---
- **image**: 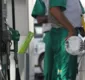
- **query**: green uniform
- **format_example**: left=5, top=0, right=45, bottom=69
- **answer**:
left=32, top=0, right=85, bottom=80
left=43, top=27, right=78, bottom=80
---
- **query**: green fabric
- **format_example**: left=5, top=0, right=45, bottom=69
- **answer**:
left=79, top=1, right=85, bottom=14
left=32, top=0, right=46, bottom=18
left=43, top=27, right=78, bottom=80
left=49, top=0, right=67, bottom=11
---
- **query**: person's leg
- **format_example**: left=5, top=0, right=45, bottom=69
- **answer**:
left=43, top=31, right=54, bottom=80
left=50, top=27, right=78, bottom=80
left=68, top=55, right=78, bottom=80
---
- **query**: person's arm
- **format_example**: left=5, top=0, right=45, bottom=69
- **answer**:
left=36, top=15, right=48, bottom=24
left=50, top=7, right=76, bottom=39
left=32, top=0, right=46, bottom=19
left=31, top=0, right=47, bottom=24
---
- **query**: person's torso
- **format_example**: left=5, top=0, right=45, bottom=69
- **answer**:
left=42, top=0, right=82, bottom=32
left=42, top=0, right=52, bottom=32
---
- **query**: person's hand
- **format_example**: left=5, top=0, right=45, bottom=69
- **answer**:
left=66, top=29, right=76, bottom=40
left=37, top=16, right=48, bottom=24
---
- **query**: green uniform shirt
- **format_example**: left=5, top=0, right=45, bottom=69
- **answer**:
left=32, top=0, right=46, bottom=18
left=32, top=0, right=85, bottom=16
left=32, top=0, right=85, bottom=29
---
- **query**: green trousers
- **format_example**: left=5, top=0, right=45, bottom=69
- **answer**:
left=43, top=27, right=78, bottom=80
